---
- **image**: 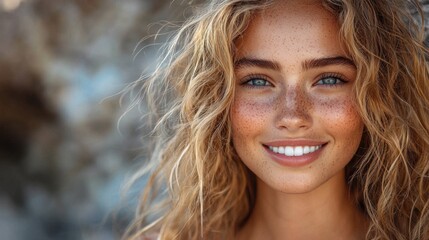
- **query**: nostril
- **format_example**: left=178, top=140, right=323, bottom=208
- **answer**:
left=276, top=107, right=312, bottom=130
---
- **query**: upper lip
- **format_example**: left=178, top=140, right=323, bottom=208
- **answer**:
left=263, top=139, right=328, bottom=147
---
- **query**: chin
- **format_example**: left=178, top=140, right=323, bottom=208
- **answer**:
left=273, top=180, right=323, bottom=194
left=259, top=168, right=346, bottom=195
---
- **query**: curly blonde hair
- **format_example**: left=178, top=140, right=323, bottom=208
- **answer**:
left=123, top=0, right=429, bottom=239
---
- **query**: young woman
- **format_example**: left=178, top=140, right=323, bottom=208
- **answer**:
left=124, top=0, right=429, bottom=239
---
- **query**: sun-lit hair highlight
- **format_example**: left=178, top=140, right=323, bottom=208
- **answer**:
left=123, top=1, right=269, bottom=239
left=123, top=0, right=429, bottom=239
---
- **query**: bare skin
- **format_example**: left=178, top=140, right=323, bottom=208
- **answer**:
left=236, top=172, right=367, bottom=240
left=232, top=0, right=368, bottom=239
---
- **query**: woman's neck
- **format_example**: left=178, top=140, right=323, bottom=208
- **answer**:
left=236, top=171, right=368, bottom=240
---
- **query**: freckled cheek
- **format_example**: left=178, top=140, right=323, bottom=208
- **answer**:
left=230, top=96, right=275, bottom=137
left=312, top=95, right=363, bottom=137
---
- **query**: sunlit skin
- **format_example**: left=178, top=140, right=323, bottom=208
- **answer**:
left=232, top=0, right=367, bottom=239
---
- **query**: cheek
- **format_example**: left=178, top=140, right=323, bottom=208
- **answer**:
left=230, top=95, right=276, bottom=137
left=230, top=96, right=275, bottom=172
left=313, top=95, right=363, bottom=145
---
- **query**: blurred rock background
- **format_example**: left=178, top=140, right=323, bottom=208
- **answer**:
left=0, top=0, right=203, bottom=239
left=0, top=0, right=427, bottom=240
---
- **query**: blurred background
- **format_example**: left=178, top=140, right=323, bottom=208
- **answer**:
left=0, top=0, right=203, bottom=239
left=0, top=0, right=427, bottom=240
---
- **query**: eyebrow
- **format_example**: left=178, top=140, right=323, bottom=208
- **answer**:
left=234, top=56, right=355, bottom=71
left=302, top=56, right=355, bottom=70
left=235, top=58, right=281, bottom=71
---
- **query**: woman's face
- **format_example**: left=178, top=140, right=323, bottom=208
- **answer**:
left=231, top=0, right=364, bottom=194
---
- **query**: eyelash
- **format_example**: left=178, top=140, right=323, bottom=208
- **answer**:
left=240, top=73, right=348, bottom=88
left=241, top=74, right=273, bottom=88
left=314, top=73, right=348, bottom=87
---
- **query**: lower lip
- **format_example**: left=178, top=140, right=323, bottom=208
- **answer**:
left=264, top=145, right=325, bottom=167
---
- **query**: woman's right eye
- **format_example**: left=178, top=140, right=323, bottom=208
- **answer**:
left=244, top=78, right=271, bottom=87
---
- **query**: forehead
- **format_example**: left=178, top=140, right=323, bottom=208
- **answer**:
left=259, top=0, right=336, bottom=28
left=236, top=0, right=345, bottom=61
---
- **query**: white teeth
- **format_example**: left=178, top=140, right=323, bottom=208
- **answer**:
left=294, top=146, right=303, bottom=156
left=269, top=145, right=322, bottom=156
left=303, top=146, right=310, bottom=154
left=285, top=146, right=293, bottom=156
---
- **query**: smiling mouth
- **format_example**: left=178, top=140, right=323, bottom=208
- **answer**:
left=267, top=145, right=323, bottom=157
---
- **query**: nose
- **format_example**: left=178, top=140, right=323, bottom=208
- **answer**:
left=275, top=85, right=312, bottom=131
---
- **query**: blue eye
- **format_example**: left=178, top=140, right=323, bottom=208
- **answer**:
left=246, top=78, right=271, bottom=86
left=315, top=76, right=345, bottom=86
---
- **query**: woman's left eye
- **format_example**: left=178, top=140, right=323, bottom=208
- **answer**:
left=315, top=76, right=345, bottom=86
